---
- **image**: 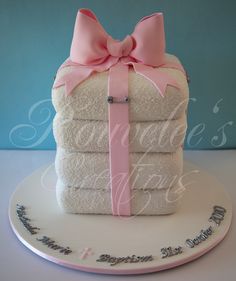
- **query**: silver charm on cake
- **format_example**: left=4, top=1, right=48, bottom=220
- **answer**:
left=107, top=96, right=129, bottom=104
left=186, top=71, right=190, bottom=84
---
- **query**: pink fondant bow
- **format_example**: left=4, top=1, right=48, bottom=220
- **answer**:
left=53, top=8, right=185, bottom=95
left=53, top=9, right=185, bottom=217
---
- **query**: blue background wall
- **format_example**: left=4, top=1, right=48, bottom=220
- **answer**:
left=0, top=0, right=235, bottom=150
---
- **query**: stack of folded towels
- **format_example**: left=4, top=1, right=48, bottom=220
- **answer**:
left=52, top=54, right=189, bottom=215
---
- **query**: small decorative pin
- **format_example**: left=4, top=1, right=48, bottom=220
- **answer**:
left=107, top=96, right=129, bottom=104
left=186, top=71, right=190, bottom=84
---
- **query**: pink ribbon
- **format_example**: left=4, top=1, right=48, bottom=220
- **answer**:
left=53, top=8, right=186, bottom=216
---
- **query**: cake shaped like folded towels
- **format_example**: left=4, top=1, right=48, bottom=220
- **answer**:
left=52, top=9, right=189, bottom=216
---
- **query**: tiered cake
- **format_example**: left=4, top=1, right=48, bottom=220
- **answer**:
left=52, top=9, right=189, bottom=216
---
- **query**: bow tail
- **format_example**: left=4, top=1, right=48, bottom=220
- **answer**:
left=131, top=63, right=180, bottom=97
left=53, top=67, right=94, bottom=95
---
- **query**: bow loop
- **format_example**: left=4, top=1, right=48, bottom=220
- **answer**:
left=69, top=9, right=166, bottom=67
left=70, top=9, right=109, bottom=65
left=130, top=12, right=166, bottom=66
left=54, top=8, right=185, bottom=96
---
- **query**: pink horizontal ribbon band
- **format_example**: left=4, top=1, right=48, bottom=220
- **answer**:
left=53, top=8, right=187, bottom=216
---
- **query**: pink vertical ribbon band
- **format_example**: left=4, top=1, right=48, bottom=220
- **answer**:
left=108, top=63, right=131, bottom=216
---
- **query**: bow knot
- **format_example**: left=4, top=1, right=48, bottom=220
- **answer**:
left=54, top=8, right=185, bottom=96
left=107, top=35, right=133, bottom=59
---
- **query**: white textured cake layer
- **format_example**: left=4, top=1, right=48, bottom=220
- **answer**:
left=56, top=180, right=181, bottom=215
left=55, top=147, right=183, bottom=190
left=52, top=52, right=188, bottom=215
left=52, top=54, right=189, bottom=121
left=53, top=114, right=187, bottom=153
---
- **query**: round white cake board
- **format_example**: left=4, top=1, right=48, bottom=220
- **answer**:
left=9, top=161, right=232, bottom=275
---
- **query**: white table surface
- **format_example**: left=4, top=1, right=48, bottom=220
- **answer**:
left=0, top=149, right=235, bottom=281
